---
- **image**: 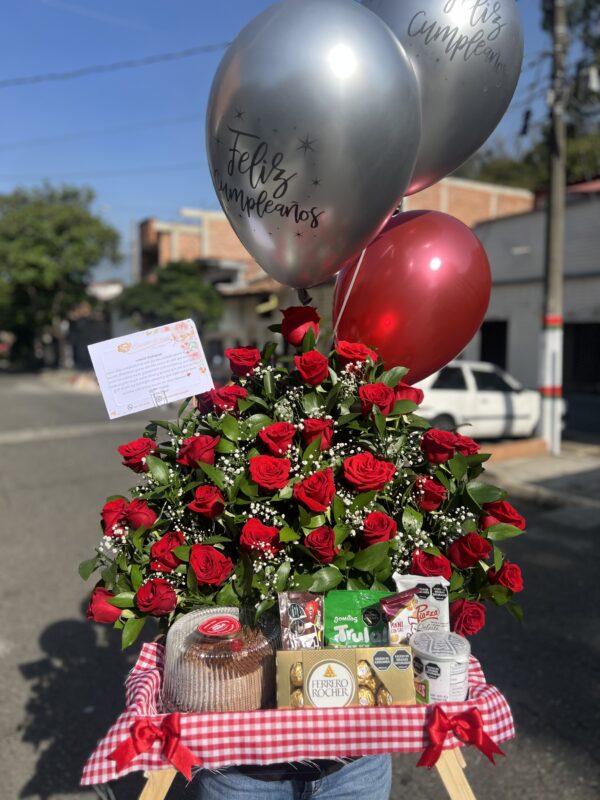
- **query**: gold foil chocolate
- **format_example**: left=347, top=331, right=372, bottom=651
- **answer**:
left=358, top=687, right=376, bottom=706
left=357, top=659, right=374, bottom=683
left=376, top=686, right=393, bottom=706
left=290, top=688, right=305, bottom=708
left=290, top=662, right=304, bottom=688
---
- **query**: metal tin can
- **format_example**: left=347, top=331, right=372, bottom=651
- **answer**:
left=411, top=631, right=470, bottom=704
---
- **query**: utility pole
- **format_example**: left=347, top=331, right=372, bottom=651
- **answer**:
left=539, top=0, right=569, bottom=455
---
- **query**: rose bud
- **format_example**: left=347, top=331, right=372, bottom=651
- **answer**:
left=87, top=587, right=122, bottom=624
left=117, top=437, right=157, bottom=472
left=224, top=346, right=261, bottom=377
left=281, top=306, right=320, bottom=347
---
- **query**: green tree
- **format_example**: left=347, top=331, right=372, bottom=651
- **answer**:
left=0, top=185, right=120, bottom=366
left=116, top=260, right=223, bottom=330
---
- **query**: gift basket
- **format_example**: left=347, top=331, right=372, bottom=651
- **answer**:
left=80, top=303, right=525, bottom=799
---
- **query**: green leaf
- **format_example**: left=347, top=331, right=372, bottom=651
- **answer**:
left=402, top=506, right=423, bottom=536
left=145, top=455, right=169, bottom=484
left=352, top=541, right=389, bottom=572
left=177, top=397, right=191, bottom=418
left=434, top=469, right=452, bottom=492
left=78, top=557, right=98, bottom=581
left=242, top=414, right=273, bottom=439
left=467, top=481, right=507, bottom=506
left=293, top=572, right=316, bottom=591
left=380, top=366, right=409, bottom=387
left=333, top=523, right=352, bottom=546
left=275, top=560, right=292, bottom=592
left=338, top=413, right=360, bottom=424
left=130, top=565, right=143, bottom=591
left=173, top=545, right=191, bottom=561
left=423, top=545, right=442, bottom=557
left=121, top=616, right=146, bottom=650
left=448, top=453, right=468, bottom=481
left=221, top=414, right=240, bottom=442
left=215, top=437, right=237, bottom=454
left=481, top=584, right=512, bottom=606
left=333, top=495, right=346, bottom=523
left=197, top=462, right=226, bottom=490
left=464, top=453, right=491, bottom=466
left=279, top=527, right=300, bottom=543
left=493, top=545, right=504, bottom=571
left=277, top=483, right=294, bottom=500
left=373, top=407, right=386, bottom=439
left=449, top=571, right=464, bottom=591
left=267, top=323, right=282, bottom=333
left=302, top=392, right=321, bottom=414
left=263, top=370, right=275, bottom=398
left=309, top=566, right=343, bottom=592
left=390, top=399, right=418, bottom=416
left=107, top=592, right=135, bottom=609
left=506, top=602, right=524, bottom=622
left=351, top=491, right=377, bottom=511
left=246, top=394, right=271, bottom=411
left=239, top=475, right=258, bottom=497
left=262, top=341, right=278, bottom=364
left=302, top=327, right=316, bottom=352
left=187, top=566, right=198, bottom=592
left=406, top=413, right=431, bottom=430
left=131, top=526, right=147, bottom=553
left=370, top=578, right=390, bottom=591
left=302, top=436, right=322, bottom=469
left=256, top=597, right=277, bottom=619
left=486, top=523, right=525, bottom=541
left=216, top=581, right=239, bottom=606
left=202, top=535, right=231, bottom=545
left=347, top=576, right=369, bottom=590
left=101, top=561, right=118, bottom=587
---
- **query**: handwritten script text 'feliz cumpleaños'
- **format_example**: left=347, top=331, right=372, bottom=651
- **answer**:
left=408, top=0, right=508, bottom=74
left=214, top=127, right=324, bottom=229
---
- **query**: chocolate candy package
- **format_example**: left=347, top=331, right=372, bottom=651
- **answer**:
left=324, top=590, right=393, bottom=647
left=278, top=591, right=323, bottom=650
left=391, top=573, right=450, bottom=636
left=380, top=588, right=419, bottom=645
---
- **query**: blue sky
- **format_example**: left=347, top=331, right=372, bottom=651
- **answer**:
left=1, top=1, right=550, bottom=282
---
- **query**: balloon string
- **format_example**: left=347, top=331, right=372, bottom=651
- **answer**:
left=333, top=247, right=367, bottom=341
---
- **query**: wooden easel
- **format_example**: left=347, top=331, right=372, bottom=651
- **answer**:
left=138, top=749, right=476, bottom=800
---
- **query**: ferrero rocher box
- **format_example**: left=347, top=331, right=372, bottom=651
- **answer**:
left=276, top=646, right=415, bottom=709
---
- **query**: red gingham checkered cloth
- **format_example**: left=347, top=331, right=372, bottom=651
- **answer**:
left=81, top=643, right=514, bottom=786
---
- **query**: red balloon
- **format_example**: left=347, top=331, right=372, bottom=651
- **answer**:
left=332, top=211, right=491, bottom=384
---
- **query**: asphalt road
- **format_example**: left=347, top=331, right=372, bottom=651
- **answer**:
left=1, top=374, right=598, bottom=800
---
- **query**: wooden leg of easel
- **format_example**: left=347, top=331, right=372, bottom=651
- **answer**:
left=434, top=750, right=476, bottom=800
left=138, top=768, right=177, bottom=800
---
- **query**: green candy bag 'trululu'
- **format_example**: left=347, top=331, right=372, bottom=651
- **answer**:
left=324, top=590, right=394, bottom=647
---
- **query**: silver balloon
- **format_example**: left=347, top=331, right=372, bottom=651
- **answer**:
left=362, top=0, right=524, bottom=195
left=206, top=0, right=421, bottom=289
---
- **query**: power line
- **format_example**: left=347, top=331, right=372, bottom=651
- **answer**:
left=0, top=113, right=203, bottom=150
left=0, top=160, right=206, bottom=181
left=0, top=42, right=229, bottom=89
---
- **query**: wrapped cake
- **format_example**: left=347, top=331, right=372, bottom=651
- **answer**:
left=161, top=607, right=278, bottom=713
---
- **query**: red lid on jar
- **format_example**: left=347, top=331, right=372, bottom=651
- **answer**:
left=196, top=615, right=241, bottom=639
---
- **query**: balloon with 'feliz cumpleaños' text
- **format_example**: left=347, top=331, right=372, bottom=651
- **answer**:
left=206, top=0, right=421, bottom=289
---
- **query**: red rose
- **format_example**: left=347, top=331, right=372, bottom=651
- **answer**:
left=415, top=476, right=447, bottom=512
left=124, top=499, right=157, bottom=530
left=344, top=452, right=396, bottom=491
left=281, top=306, right=320, bottom=347
left=301, top=418, right=333, bottom=451
left=189, top=544, right=234, bottom=586
left=294, top=350, right=329, bottom=386
left=101, top=498, right=128, bottom=534
left=240, top=518, right=282, bottom=557
left=336, top=340, right=378, bottom=367
left=258, top=422, right=296, bottom=456
left=362, top=511, right=397, bottom=546
left=395, top=382, right=424, bottom=405
left=488, top=561, right=523, bottom=593
left=420, top=429, right=457, bottom=463
left=480, top=500, right=526, bottom=531
left=447, top=532, right=491, bottom=569
left=87, top=587, right=121, bottom=624
left=209, top=385, right=248, bottom=414
left=305, top=525, right=338, bottom=564
left=249, top=455, right=291, bottom=491
left=410, top=549, right=452, bottom=580
left=177, top=435, right=220, bottom=467
left=454, top=434, right=481, bottom=456
left=224, top=346, right=262, bottom=377
left=187, top=485, right=225, bottom=518
left=293, top=468, right=335, bottom=512
left=136, top=578, right=177, bottom=617
left=117, top=437, right=157, bottom=472
left=359, top=383, right=396, bottom=416
left=150, top=531, right=185, bottom=572
left=450, top=599, right=486, bottom=636
left=195, top=391, right=214, bottom=414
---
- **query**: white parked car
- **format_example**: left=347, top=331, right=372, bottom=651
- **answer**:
left=414, top=360, right=555, bottom=440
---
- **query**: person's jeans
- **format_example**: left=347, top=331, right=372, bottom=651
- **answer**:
left=195, top=755, right=392, bottom=799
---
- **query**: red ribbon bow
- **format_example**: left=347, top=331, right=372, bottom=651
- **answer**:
left=417, top=706, right=505, bottom=769
left=109, top=713, right=200, bottom=780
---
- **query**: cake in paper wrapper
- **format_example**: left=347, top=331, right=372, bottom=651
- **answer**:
left=391, top=573, right=450, bottom=637
left=161, top=607, right=278, bottom=713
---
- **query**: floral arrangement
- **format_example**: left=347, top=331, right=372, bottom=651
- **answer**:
left=81, top=306, right=525, bottom=649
